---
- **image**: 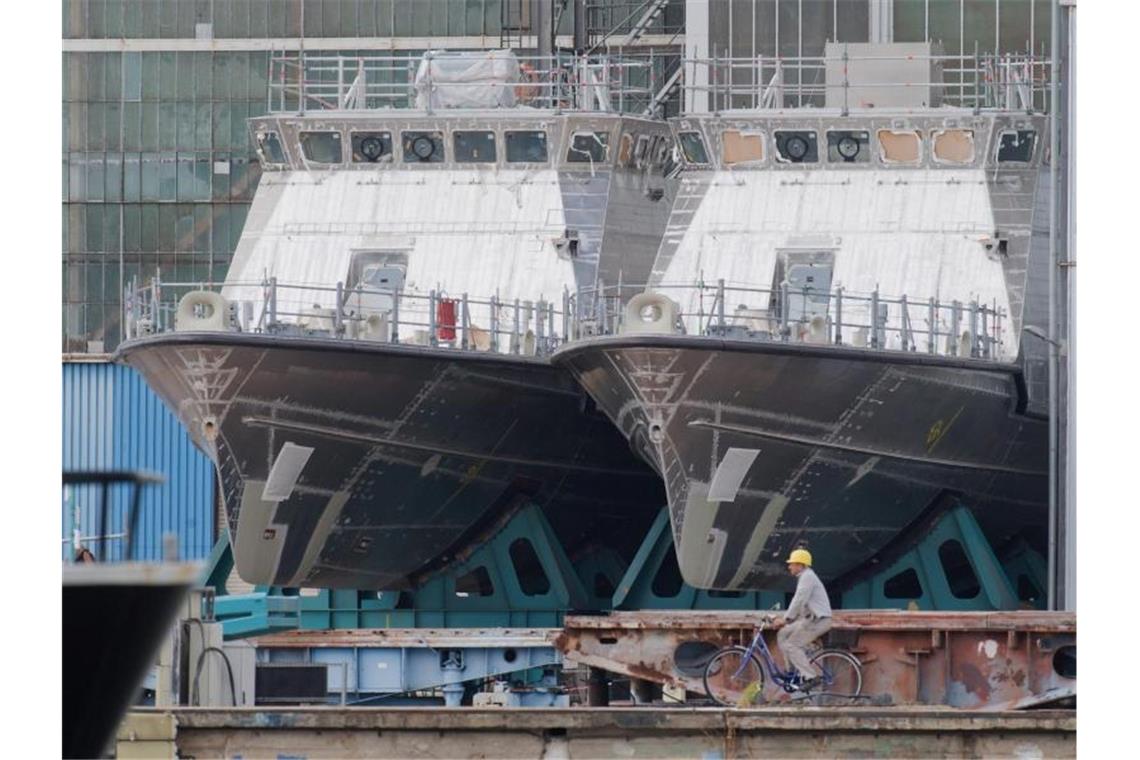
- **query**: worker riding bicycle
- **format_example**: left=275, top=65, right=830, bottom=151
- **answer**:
left=771, top=548, right=832, bottom=692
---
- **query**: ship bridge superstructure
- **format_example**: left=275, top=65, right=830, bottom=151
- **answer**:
left=220, top=50, right=678, bottom=347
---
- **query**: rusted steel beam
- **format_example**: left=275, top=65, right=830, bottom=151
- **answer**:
left=254, top=627, right=557, bottom=648
left=554, top=611, right=1076, bottom=710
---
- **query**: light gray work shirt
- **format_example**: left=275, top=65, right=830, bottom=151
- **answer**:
left=784, top=567, right=832, bottom=621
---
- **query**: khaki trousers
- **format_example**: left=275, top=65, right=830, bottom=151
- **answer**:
left=776, top=617, right=832, bottom=678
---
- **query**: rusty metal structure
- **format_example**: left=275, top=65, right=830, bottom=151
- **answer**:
left=555, top=610, right=1075, bottom=710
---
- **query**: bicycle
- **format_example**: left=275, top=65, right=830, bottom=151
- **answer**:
left=702, top=615, right=863, bottom=707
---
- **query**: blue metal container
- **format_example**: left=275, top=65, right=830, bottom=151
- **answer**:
left=62, top=361, right=214, bottom=561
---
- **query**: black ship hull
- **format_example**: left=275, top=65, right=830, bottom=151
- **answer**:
left=116, top=333, right=662, bottom=589
left=553, top=335, right=1048, bottom=590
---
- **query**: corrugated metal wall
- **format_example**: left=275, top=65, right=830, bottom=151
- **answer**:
left=62, top=362, right=215, bottom=562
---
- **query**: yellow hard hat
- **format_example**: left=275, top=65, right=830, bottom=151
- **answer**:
left=786, top=548, right=812, bottom=567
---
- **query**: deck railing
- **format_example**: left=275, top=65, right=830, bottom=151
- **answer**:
left=268, top=50, right=660, bottom=115
left=124, top=275, right=1008, bottom=362
left=682, top=49, right=1051, bottom=113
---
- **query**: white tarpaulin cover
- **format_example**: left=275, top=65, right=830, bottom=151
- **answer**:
left=414, top=50, right=521, bottom=110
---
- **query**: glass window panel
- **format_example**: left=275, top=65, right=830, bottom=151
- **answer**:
left=212, top=52, right=231, bottom=100
left=158, top=205, right=177, bottom=250
left=141, top=153, right=160, bottom=200
left=230, top=158, right=249, bottom=200
left=141, top=0, right=160, bottom=37
left=300, top=131, right=344, bottom=164
left=211, top=204, right=230, bottom=254
left=359, top=0, right=378, bottom=35
left=177, top=154, right=196, bottom=201
left=159, top=0, right=177, bottom=37
left=175, top=101, right=194, bottom=148
left=194, top=156, right=212, bottom=201
left=322, top=0, right=341, bottom=35
left=67, top=102, right=86, bottom=150
left=453, top=131, right=497, bottom=163
left=89, top=0, right=107, bottom=38
left=123, top=154, right=141, bottom=201
left=87, top=205, right=104, bottom=252
left=123, top=52, right=142, bottom=101
left=877, top=129, right=922, bottom=165
left=194, top=204, right=212, bottom=253
left=140, top=102, right=159, bottom=151
left=448, top=0, right=464, bottom=35
left=105, top=53, right=122, bottom=100
left=932, top=129, right=975, bottom=164
left=62, top=156, right=69, bottom=202
left=249, top=0, right=269, bottom=38
left=212, top=151, right=232, bottom=200
left=176, top=0, right=196, bottom=37
left=413, top=0, right=431, bottom=35
left=194, top=52, right=212, bottom=101
left=69, top=153, right=87, bottom=202
left=377, top=0, right=394, bottom=35
left=123, top=0, right=144, bottom=37
left=141, top=204, right=159, bottom=250
left=159, top=153, right=178, bottom=200
left=395, top=0, right=413, bottom=35
left=213, top=0, right=233, bottom=37
left=68, top=205, right=87, bottom=254
left=104, top=103, right=122, bottom=151
left=249, top=53, right=269, bottom=103
left=505, top=131, right=548, bottom=163
left=195, top=102, right=212, bottom=150
left=141, top=52, right=160, bottom=100
left=104, top=208, right=120, bottom=255
left=231, top=0, right=253, bottom=38
left=122, top=102, right=142, bottom=151
left=230, top=101, right=249, bottom=153
left=213, top=103, right=233, bottom=151
left=174, top=204, right=194, bottom=253
left=159, top=52, right=177, bottom=98
left=87, top=103, right=106, bottom=150
left=243, top=160, right=263, bottom=200
left=678, top=131, right=710, bottom=164
left=996, top=130, right=1036, bottom=163
left=105, top=154, right=123, bottom=202
left=254, top=131, right=284, bottom=165
left=158, top=102, right=178, bottom=150
left=86, top=155, right=106, bottom=202
left=567, top=132, right=609, bottom=163
left=303, top=0, right=322, bottom=35
left=176, top=52, right=194, bottom=100
left=122, top=204, right=141, bottom=253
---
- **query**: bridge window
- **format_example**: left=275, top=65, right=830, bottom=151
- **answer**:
left=877, top=129, right=922, bottom=165
left=299, top=131, right=343, bottom=164
left=509, top=538, right=551, bottom=596
left=568, top=131, right=609, bottom=163
left=932, top=129, right=975, bottom=165
left=619, top=132, right=635, bottom=165
left=774, top=130, right=818, bottom=164
left=633, top=134, right=651, bottom=167
left=883, top=567, right=923, bottom=599
left=721, top=130, right=764, bottom=165
left=996, top=129, right=1036, bottom=163
left=505, top=130, right=548, bottom=163
left=827, top=130, right=871, bottom=164
left=255, top=131, right=286, bottom=165
left=351, top=132, right=392, bottom=163
left=678, top=131, right=710, bottom=164
left=454, top=130, right=497, bottom=163
left=938, top=539, right=981, bottom=599
left=402, top=130, right=444, bottom=163
left=455, top=565, right=494, bottom=597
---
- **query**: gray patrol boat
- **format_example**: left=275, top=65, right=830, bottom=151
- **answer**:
left=553, top=45, right=1052, bottom=590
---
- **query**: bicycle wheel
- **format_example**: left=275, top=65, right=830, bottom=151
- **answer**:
left=703, top=647, right=765, bottom=707
left=807, top=649, right=862, bottom=705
